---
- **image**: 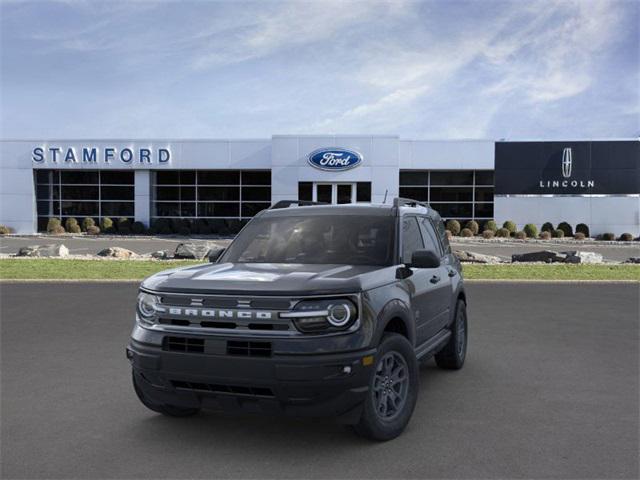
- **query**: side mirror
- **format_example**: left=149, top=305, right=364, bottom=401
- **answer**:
left=408, top=249, right=440, bottom=269
left=208, top=247, right=226, bottom=263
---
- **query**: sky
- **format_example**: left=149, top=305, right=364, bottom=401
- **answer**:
left=1, top=0, right=638, bottom=140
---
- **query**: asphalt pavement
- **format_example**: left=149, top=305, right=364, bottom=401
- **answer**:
left=1, top=282, right=638, bottom=479
left=1, top=235, right=638, bottom=261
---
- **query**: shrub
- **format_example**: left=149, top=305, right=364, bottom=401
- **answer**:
left=86, top=225, right=100, bottom=235
left=575, top=223, right=590, bottom=237
left=65, top=217, right=79, bottom=231
left=117, top=217, right=131, bottom=234
left=100, top=217, right=114, bottom=233
left=445, top=220, right=461, bottom=236
left=81, top=217, right=95, bottom=231
left=68, top=223, right=81, bottom=234
left=574, top=232, right=586, bottom=240
left=131, top=221, right=146, bottom=234
left=484, top=220, right=498, bottom=232
left=557, top=221, right=573, bottom=237
left=496, top=228, right=510, bottom=238
left=539, top=231, right=551, bottom=240
left=0, top=224, right=13, bottom=234
left=515, top=230, right=527, bottom=240
left=50, top=225, right=65, bottom=235
left=599, top=232, right=615, bottom=241
left=464, top=220, right=479, bottom=235
left=618, top=233, right=633, bottom=241
left=523, top=223, right=538, bottom=238
left=153, top=218, right=172, bottom=235
left=541, top=222, right=554, bottom=233
left=502, top=220, right=517, bottom=234
left=482, top=229, right=495, bottom=239
left=460, top=228, right=473, bottom=237
left=552, top=229, right=565, bottom=238
left=46, top=218, right=62, bottom=233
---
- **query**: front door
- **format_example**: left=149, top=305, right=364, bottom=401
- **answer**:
left=313, top=183, right=355, bottom=204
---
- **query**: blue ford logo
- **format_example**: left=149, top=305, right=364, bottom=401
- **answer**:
left=307, top=148, right=362, bottom=171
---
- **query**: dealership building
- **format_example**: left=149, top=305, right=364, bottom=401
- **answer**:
left=0, top=136, right=638, bottom=235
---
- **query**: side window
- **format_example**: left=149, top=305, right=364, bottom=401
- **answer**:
left=401, top=217, right=424, bottom=264
left=434, top=218, right=451, bottom=254
left=419, top=217, right=442, bottom=256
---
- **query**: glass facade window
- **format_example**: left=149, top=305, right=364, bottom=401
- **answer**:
left=399, top=170, right=494, bottom=222
left=34, top=170, right=134, bottom=231
left=151, top=170, right=271, bottom=221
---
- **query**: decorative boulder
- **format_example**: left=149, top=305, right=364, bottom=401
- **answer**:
left=151, top=250, right=170, bottom=260
left=97, top=247, right=136, bottom=258
left=511, top=250, right=567, bottom=263
left=624, top=257, right=640, bottom=264
left=17, top=244, right=69, bottom=257
left=174, top=243, right=212, bottom=260
left=453, top=250, right=502, bottom=264
left=561, top=251, right=604, bottom=264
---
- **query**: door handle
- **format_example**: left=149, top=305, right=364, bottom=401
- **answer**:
left=448, top=269, right=457, bottom=277
left=430, top=275, right=441, bottom=284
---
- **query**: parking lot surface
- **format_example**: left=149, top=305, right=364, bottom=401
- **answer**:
left=1, top=282, right=638, bottom=479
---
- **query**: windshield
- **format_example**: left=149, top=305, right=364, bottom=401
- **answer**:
left=222, top=214, right=396, bottom=265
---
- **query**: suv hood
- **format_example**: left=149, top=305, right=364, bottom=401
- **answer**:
left=142, top=262, right=397, bottom=296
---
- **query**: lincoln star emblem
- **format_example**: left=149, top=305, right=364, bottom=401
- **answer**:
left=561, top=147, right=572, bottom=178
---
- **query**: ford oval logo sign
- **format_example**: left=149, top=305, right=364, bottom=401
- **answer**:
left=307, top=148, right=362, bottom=171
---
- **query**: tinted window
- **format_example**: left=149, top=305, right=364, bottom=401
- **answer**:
left=223, top=215, right=395, bottom=266
left=401, top=217, right=424, bottom=264
left=419, top=217, right=442, bottom=256
left=434, top=218, right=451, bottom=253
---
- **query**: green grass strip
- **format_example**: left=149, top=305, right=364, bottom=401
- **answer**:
left=462, top=263, right=640, bottom=281
left=0, top=259, right=638, bottom=281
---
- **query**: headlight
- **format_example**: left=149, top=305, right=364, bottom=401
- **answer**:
left=137, top=292, right=160, bottom=326
left=281, top=298, right=358, bottom=333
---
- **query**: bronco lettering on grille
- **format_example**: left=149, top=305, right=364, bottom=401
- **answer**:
left=157, top=306, right=273, bottom=320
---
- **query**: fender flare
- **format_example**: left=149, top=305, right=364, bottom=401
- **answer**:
left=373, top=298, right=416, bottom=347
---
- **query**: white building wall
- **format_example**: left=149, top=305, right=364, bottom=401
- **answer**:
left=399, top=140, right=494, bottom=170
left=494, top=196, right=640, bottom=236
left=0, top=142, right=37, bottom=233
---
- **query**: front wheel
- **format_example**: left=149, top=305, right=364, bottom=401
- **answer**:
left=352, top=333, right=419, bottom=441
left=434, top=299, right=467, bottom=370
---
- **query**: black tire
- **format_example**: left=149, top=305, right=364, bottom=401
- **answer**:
left=435, top=299, right=467, bottom=370
left=352, top=333, right=419, bottom=441
left=132, top=372, right=200, bottom=417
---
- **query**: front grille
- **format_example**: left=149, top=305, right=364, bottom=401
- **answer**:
left=171, top=380, right=274, bottom=397
left=163, top=336, right=205, bottom=353
left=157, top=318, right=290, bottom=332
left=227, top=340, right=272, bottom=357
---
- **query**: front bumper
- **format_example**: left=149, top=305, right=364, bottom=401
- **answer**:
left=128, top=333, right=376, bottom=422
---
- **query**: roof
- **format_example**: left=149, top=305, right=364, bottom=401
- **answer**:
left=262, top=202, right=434, bottom=218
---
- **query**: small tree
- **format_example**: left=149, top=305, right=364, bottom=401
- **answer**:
left=523, top=223, right=538, bottom=238
left=81, top=217, right=95, bottom=232
left=502, top=220, right=517, bottom=234
left=464, top=220, right=479, bottom=235
left=575, top=223, right=590, bottom=238
left=557, top=221, right=573, bottom=237
left=445, top=219, right=461, bottom=236
left=541, top=222, right=554, bottom=233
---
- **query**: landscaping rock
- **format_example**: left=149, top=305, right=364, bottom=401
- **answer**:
left=151, top=250, right=170, bottom=260
left=174, top=242, right=212, bottom=260
left=511, top=250, right=567, bottom=263
left=97, top=247, right=137, bottom=258
left=207, top=246, right=226, bottom=262
left=561, top=251, right=604, bottom=264
left=454, top=250, right=502, bottom=264
left=17, top=244, right=69, bottom=257
left=624, top=257, right=640, bottom=264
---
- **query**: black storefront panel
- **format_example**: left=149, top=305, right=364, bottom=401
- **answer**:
left=495, top=141, right=640, bottom=195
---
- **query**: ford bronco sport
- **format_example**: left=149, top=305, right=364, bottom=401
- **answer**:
left=128, top=198, right=467, bottom=440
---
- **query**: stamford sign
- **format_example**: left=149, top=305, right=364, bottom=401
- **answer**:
left=32, top=146, right=171, bottom=165
left=308, top=147, right=362, bottom=171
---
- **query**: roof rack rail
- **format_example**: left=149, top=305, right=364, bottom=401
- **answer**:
left=392, top=197, right=430, bottom=209
left=270, top=200, right=328, bottom=209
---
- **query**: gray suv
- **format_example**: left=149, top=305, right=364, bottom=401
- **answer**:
left=128, top=198, right=467, bottom=440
